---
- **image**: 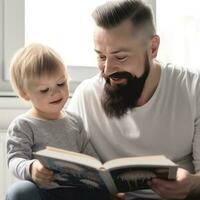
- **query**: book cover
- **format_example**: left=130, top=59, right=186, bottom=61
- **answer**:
left=33, top=146, right=178, bottom=194
left=34, top=153, right=109, bottom=191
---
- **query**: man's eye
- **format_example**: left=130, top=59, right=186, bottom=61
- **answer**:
left=40, top=88, right=49, bottom=93
left=57, top=82, right=66, bottom=87
left=98, top=55, right=106, bottom=61
left=116, top=56, right=127, bottom=61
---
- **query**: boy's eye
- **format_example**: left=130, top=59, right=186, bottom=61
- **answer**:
left=40, top=88, right=49, bottom=93
left=57, top=81, right=66, bottom=87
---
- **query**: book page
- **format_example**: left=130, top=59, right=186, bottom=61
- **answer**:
left=109, top=166, right=174, bottom=192
left=103, top=155, right=177, bottom=170
left=102, top=155, right=177, bottom=193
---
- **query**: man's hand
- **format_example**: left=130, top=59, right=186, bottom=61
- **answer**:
left=115, top=193, right=125, bottom=199
left=110, top=193, right=125, bottom=200
left=148, top=168, right=195, bottom=199
left=30, top=160, right=54, bottom=186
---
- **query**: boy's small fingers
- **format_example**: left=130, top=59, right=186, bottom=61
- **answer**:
left=37, top=172, right=54, bottom=180
left=38, top=167, right=53, bottom=175
left=36, top=177, right=52, bottom=186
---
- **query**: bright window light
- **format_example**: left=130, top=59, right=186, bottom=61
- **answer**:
left=25, top=0, right=105, bottom=67
left=157, top=0, right=200, bottom=69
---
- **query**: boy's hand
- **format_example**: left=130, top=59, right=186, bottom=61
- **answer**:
left=30, top=159, right=54, bottom=186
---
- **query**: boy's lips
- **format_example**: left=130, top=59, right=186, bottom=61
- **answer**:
left=50, top=98, right=63, bottom=104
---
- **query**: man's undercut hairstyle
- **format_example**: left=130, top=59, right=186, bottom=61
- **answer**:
left=92, top=0, right=155, bottom=38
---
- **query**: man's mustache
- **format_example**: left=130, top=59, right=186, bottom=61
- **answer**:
left=102, top=71, right=133, bottom=79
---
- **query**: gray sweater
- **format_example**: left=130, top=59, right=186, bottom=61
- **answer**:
left=7, top=111, right=97, bottom=180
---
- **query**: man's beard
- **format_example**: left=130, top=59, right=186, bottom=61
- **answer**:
left=101, top=54, right=150, bottom=118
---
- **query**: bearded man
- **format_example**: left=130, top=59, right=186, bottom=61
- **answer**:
left=68, top=0, right=200, bottom=199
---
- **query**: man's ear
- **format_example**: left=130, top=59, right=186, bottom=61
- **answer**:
left=149, top=35, right=160, bottom=59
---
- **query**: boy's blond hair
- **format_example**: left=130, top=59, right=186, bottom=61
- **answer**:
left=10, top=43, right=67, bottom=97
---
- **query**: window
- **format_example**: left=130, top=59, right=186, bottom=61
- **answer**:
left=1, top=0, right=200, bottom=95
left=0, top=0, right=154, bottom=95
left=0, top=0, right=24, bottom=94
left=156, top=0, right=200, bottom=70
left=25, top=0, right=104, bottom=93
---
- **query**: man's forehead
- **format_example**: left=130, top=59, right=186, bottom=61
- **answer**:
left=95, top=25, right=146, bottom=47
left=94, top=19, right=136, bottom=36
left=94, top=33, right=142, bottom=55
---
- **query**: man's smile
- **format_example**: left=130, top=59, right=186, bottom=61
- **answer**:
left=110, top=77, right=127, bottom=85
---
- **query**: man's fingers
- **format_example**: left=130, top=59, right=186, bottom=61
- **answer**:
left=150, top=180, right=189, bottom=199
left=116, top=193, right=125, bottom=199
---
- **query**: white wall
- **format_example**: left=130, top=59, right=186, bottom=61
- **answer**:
left=0, top=130, right=18, bottom=199
left=0, top=97, right=30, bottom=130
left=0, top=97, right=27, bottom=199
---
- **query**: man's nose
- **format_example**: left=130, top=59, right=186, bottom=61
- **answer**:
left=104, top=58, right=115, bottom=75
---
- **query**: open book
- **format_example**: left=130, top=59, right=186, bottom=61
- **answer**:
left=33, top=146, right=178, bottom=194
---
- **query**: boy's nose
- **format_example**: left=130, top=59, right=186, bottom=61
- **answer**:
left=50, top=87, right=59, bottom=96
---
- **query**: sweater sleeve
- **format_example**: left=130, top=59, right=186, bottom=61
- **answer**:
left=7, top=117, right=35, bottom=180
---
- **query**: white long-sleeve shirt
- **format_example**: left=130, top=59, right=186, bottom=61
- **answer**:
left=68, top=63, right=200, bottom=199
left=68, top=62, right=200, bottom=174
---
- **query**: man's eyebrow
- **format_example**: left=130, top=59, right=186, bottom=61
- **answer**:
left=94, top=49, right=101, bottom=54
left=111, top=49, right=130, bottom=54
left=94, top=49, right=130, bottom=54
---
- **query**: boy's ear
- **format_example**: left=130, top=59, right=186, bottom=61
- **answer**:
left=149, top=35, right=160, bottom=59
left=19, top=90, right=30, bottom=101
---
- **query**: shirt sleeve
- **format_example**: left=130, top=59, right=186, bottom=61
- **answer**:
left=80, top=127, right=100, bottom=160
left=192, top=76, right=200, bottom=172
left=7, top=117, right=35, bottom=180
left=75, top=114, right=101, bottom=160
left=68, top=80, right=102, bottom=161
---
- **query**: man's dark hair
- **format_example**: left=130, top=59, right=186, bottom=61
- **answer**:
left=92, top=0, right=155, bottom=38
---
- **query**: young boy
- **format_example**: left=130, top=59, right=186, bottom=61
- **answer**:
left=6, top=43, right=110, bottom=200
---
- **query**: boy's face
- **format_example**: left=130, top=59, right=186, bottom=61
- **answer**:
left=23, top=66, right=69, bottom=119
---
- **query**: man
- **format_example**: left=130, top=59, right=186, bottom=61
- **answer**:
left=68, top=0, right=200, bottom=199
